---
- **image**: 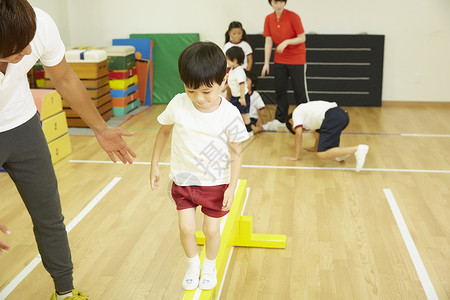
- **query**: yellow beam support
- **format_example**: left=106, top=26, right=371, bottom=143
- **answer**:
left=232, top=216, right=286, bottom=249
left=196, top=216, right=286, bottom=249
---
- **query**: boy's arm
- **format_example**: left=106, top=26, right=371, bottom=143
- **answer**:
left=239, top=83, right=246, bottom=106
left=222, top=141, right=242, bottom=211
left=150, top=125, right=173, bottom=190
left=246, top=54, right=253, bottom=71
left=305, top=131, right=319, bottom=152
left=283, top=127, right=303, bottom=161
left=221, top=83, right=229, bottom=93
left=44, top=58, right=136, bottom=164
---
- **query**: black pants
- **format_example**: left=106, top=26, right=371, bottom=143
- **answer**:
left=0, top=113, right=73, bottom=292
left=274, top=63, right=309, bottom=123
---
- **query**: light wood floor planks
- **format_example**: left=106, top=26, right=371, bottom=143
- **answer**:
left=0, top=102, right=449, bottom=299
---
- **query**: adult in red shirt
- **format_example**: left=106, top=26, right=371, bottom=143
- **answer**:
left=261, top=0, right=309, bottom=130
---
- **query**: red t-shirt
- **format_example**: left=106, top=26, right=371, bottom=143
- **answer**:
left=263, top=9, right=306, bottom=65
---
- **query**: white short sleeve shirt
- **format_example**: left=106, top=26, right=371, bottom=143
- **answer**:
left=227, top=66, right=248, bottom=97
left=292, top=101, right=338, bottom=131
left=157, top=93, right=249, bottom=186
left=248, top=91, right=265, bottom=119
left=0, top=8, right=65, bottom=132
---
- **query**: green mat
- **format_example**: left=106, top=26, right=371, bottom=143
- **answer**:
left=130, top=33, right=200, bottom=104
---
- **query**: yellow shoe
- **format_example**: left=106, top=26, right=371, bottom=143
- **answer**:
left=50, top=289, right=89, bottom=300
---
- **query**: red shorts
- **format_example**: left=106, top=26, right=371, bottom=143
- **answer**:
left=171, top=183, right=230, bottom=218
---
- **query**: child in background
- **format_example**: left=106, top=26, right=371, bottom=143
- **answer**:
left=283, top=100, right=369, bottom=172
left=223, top=21, right=253, bottom=71
left=224, top=46, right=253, bottom=136
left=150, top=41, right=248, bottom=291
left=246, top=71, right=266, bottom=134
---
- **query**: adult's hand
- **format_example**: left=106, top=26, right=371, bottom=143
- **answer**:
left=95, top=127, right=136, bottom=164
left=0, top=220, right=11, bottom=254
left=276, top=40, right=289, bottom=53
left=261, top=64, right=270, bottom=77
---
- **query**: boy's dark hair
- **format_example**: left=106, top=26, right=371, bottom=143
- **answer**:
left=225, top=21, right=248, bottom=44
left=178, top=41, right=227, bottom=89
left=0, top=0, right=37, bottom=58
left=268, top=0, right=287, bottom=5
left=225, top=46, right=245, bottom=66
left=286, top=113, right=296, bottom=135
left=245, top=70, right=258, bottom=90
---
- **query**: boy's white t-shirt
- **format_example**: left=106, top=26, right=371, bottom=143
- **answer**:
left=0, top=8, right=65, bottom=132
left=223, top=41, right=253, bottom=70
left=292, top=100, right=338, bottom=131
left=227, top=66, right=248, bottom=98
left=157, top=93, right=249, bottom=186
left=248, top=91, right=265, bottom=120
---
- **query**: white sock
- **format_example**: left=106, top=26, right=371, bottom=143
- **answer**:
left=56, top=291, right=72, bottom=300
left=182, top=254, right=201, bottom=290
left=187, top=253, right=200, bottom=266
left=202, top=257, right=216, bottom=272
left=199, top=258, right=217, bottom=290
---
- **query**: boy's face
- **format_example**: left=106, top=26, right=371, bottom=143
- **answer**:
left=271, top=0, right=286, bottom=13
left=246, top=77, right=253, bottom=93
left=229, top=28, right=243, bottom=44
left=184, top=80, right=225, bottom=112
left=0, top=44, right=32, bottom=64
left=226, top=57, right=239, bottom=68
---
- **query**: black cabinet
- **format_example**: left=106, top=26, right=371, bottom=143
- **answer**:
left=247, top=34, right=384, bottom=106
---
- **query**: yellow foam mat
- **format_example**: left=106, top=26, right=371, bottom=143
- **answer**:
left=109, top=75, right=138, bottom=90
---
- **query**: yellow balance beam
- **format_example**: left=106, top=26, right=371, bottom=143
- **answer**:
left=183, top=180, right=286, bottom=300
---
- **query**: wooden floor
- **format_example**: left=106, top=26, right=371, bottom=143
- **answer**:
left=1, top=102, right=449, bottom=299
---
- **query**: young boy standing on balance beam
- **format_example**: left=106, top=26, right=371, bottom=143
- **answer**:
left=150, top=41, right=249, bottom=290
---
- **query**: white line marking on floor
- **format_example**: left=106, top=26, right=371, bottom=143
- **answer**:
left=0, top=177, right=121, bottom=300
left=383, top=188, right=438, bottom=300
left=69, top=160, right=450, bottom=174
left=401, top=133, right=450, bottom=138
left=66, top=177, right=121, bottom=233
left=69, top=160, right=169, bottom=166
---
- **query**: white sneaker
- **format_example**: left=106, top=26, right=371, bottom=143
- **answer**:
left=354, top=144, right=369, bottom=172
left=335, top=155, right=350, bottom=162
left=182, top=263, right=201, bottom=290
left=263, top=119, right=284, bottom=131
left=199, top=266, right=217, bottom=290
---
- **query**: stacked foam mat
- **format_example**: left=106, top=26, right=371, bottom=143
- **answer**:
left=31, top=89, right=72, bottom=164
left=104, top=46, right=141, bottom=116
left=50, top=49, right=113, bottom=127
left=112, top=38, right=154, bottom=106
left=34, top=61, right=45, bottom=88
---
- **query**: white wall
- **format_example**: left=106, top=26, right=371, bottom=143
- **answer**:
left=31, top=0, right=450, bottom=102
left=28, top=0, right=70, bottom=46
